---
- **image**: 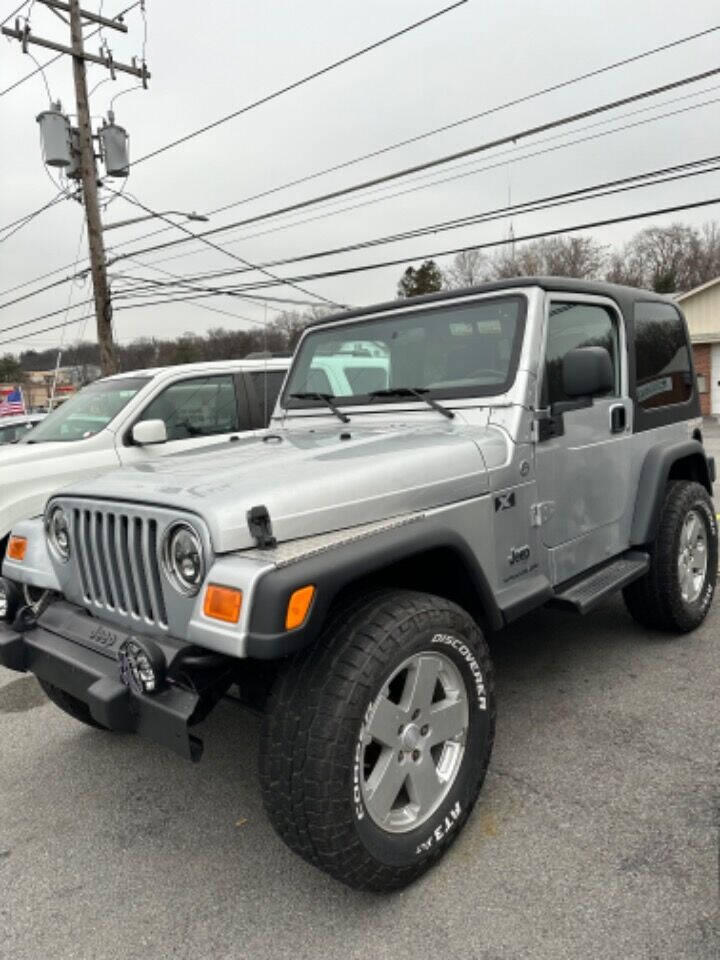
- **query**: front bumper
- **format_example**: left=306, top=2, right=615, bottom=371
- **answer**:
left=0, top=602, right=206, bottom=761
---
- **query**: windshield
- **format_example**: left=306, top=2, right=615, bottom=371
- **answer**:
left=22, top=377, right=149, bottom=443
left=283, top=296, right=525, bottom=409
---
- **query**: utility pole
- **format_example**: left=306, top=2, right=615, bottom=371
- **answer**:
left=2, top=2, right=150, bottom=377
left=68, top=0, right=114, bottom=374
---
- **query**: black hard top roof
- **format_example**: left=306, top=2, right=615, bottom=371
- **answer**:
left=308, top=277, right=676, bottom=328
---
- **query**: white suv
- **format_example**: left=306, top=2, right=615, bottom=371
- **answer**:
left=0, top=358, right=289, bottom=556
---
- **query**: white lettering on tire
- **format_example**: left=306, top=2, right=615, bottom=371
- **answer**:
left=431, top=633, right=487, bottom=709
left=414, top=801, right=462, bottom=855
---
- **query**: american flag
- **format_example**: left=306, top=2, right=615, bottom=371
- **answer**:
left=0, top=388, right=25, bottom=417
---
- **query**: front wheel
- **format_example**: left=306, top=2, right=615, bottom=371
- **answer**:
left=623, top=480, right=717, bottom=633
left=259, top=589, right=495, bottom=892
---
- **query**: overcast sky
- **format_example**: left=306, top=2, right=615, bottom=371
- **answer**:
left=1, top=0, right=719, bottom=357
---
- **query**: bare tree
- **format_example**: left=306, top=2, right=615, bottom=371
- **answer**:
left=443, top=248, right=490, bottom=289
left=490, top=235, right=607, bottom=280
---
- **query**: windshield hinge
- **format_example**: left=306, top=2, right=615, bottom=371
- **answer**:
left=247, top=504, right=277, bottom=549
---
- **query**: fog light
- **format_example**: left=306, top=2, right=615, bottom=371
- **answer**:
left=0, top=578, right=21, bottom=623
left=118, top=637, right=165, bottom=694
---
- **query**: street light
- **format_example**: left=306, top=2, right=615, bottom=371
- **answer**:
left=102, top=210, right=209, bottom=231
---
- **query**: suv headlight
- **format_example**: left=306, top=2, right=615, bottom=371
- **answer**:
left=46, top=505, right=71, bottom=561
left=162, top=522, right=205, bottom=595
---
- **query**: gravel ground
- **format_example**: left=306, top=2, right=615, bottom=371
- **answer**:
left=0, top=432, right=719, bottom=960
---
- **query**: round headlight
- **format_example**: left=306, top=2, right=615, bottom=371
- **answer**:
left=46, top=505, right=71, bottom=561
left=162, top=522, right=204, bottom=595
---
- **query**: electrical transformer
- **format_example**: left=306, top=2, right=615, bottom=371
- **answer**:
left=99, top=113, right=130, bottom=178
left=36, top=102, right=72, bottom=168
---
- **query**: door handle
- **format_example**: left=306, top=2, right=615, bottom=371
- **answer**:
left=610, top=404, right=626, bottom=434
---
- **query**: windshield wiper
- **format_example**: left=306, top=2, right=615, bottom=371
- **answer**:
left=289, top=392, right=350, bottom=424
left=368, top=387, right=454, bottom=420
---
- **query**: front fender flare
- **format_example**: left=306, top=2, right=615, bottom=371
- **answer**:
left=245, top=520, right=504, bottom=659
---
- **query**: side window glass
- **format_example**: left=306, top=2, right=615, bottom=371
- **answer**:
left=544, top=302, right=619, bottom=405
left=141, top=376, right=239, bottom=441
left=247, top=371, right=286, bottom=426
left=634, top=302, right=692, bottom=409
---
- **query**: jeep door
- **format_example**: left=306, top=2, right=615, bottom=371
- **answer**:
left=533, top=295, right=633, bottom=583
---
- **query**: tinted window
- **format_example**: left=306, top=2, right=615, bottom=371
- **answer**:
left=247, top=370, right=286, bottom=426
left=141, top=375, right=239, bottom=441
left=544, top=302, right=619, bottom=405
left=285, top=297, right=525, bottom=407
left=634, top=302, right=692, bottom=409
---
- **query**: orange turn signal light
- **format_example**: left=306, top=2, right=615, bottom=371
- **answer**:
left=7, top=536, right=27, bottom=561
left=285, top=585, right=315, bottom=631
left=203, top=584, right=243, bottom=624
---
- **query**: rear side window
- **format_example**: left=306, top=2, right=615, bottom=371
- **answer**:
left=544, top=302, right=619, bottom=405
left=634, top=302, right=693, bottom=409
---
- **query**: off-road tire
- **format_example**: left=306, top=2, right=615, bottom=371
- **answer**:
left=623, top=480, right=717, bottom=633
left=259, top=589, right=495, bottom=892
left=38, top=678, right=108, bottom=730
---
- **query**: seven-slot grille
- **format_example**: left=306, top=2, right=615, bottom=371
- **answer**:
left=71, top=506, right=168, bottom=628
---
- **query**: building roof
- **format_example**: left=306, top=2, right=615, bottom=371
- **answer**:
left=675, top=276, right=720, bottom=302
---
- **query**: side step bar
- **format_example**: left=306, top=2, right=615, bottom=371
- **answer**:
left=548, top=550, right=650, bottom=614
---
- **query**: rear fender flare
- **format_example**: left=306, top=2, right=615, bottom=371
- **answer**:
left=630, top=440, right=713, bottom=545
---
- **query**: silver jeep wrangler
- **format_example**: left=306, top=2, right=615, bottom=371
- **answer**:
left=1, top=278, right=716, bottom=891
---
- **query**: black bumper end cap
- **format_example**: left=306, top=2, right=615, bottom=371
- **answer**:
left=87, top=677, right=135, bottom=732
left=0, top=627, right=27, bottom=672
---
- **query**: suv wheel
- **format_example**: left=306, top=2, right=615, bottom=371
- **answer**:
left=38, top=679, right=108, bottom=730
left=623, top=480, right=718, bottom=633
left=259, top=589, right=495, bottom=891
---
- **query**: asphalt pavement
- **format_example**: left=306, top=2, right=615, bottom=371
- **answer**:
left=1, top=431, right=719, bottom=960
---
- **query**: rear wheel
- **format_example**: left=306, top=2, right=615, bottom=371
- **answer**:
left=623, top=480, right=717, bottom=633
left=38, top=679, right=108, bottom=730
left=259, top=589, right=495, bottom=891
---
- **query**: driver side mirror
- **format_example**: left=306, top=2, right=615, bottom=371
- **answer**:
left=132, top=419, right=167, bottom=445
left=562, top=347, right=614, bottom=399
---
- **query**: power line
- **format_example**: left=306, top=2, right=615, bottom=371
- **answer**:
left=6, top=196, right=720, bottom=350
left=111, top=158, right=720, bottom=299
left=5, top=23, right=718, bottom=301
left=141, top=88, right=720, bottom=271
left=4, top=85, right=718, bottom=314
left=131, top=1, right=469, bottom=167
left=113, top=189, right=347, bottom=308
left=120, top=195, right=720, bottom=302
left=110, top=65, right=720, bottom=266
left=0, top=190, right=66, bottom=242
left=200, top=23, right=720, bottom=221
left=1, top=2, right=29, bottom=27
left=77, top=22, right=720, bottom=260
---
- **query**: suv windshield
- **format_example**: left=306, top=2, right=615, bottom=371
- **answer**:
left=22, top=377, right=149, bottom=443
left=283, top=296, right=525, bottom=409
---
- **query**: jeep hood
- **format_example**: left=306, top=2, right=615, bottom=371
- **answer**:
left=56, top=422, right=508, bottom=552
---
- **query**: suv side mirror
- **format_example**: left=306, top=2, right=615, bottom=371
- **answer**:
left=562, top=347, right=614, bottom=399
left=132, top=419, right=167, bottom=445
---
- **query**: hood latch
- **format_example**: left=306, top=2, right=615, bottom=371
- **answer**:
left=246, top=504, right=277, bottom=549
